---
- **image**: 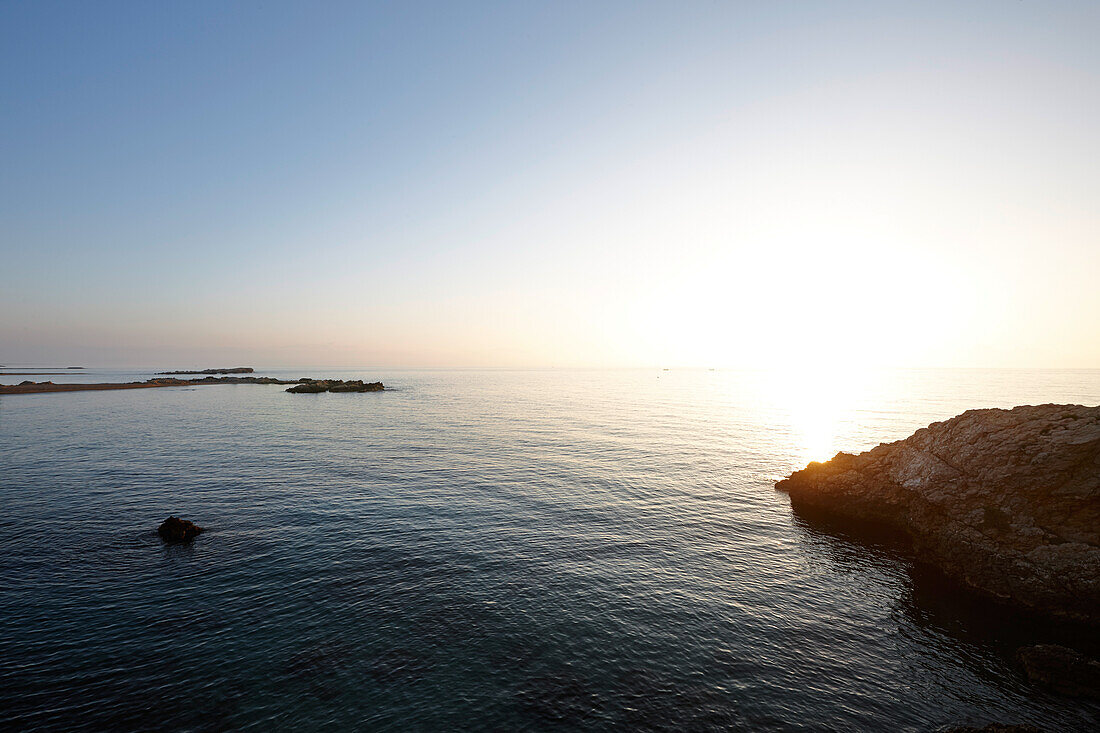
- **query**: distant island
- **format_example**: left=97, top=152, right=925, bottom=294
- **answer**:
left=156, top=367, right=254, bottom=374
left=0, top=366, right=84, bottom=373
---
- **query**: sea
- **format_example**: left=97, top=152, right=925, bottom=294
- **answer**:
left=1, top=367, right=1098, bottom=731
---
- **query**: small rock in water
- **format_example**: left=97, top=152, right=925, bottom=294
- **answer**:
left=1017, top=644, right=1100, bottom=698
left=158, top=516, right=204, bottom=543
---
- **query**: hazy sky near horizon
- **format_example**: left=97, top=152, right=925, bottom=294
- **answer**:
left=2, top=1, right=1098, bottom=368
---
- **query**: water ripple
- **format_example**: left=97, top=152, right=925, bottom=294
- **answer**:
left=1, top=368, right=1098, bottom=730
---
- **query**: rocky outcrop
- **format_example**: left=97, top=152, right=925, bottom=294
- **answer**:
left=157, top=367, right=254, bottom=374
left=286, top=381, right=328, bottom=393
left=329, top=380, right=384, bottom=392
left=286, top=379, right=384, bottom=393
left=1017, top=644, right=1100, bottom=698
left=157, top=516, right=204, bottom=543
left=776, top=404, right=1100, bottom=624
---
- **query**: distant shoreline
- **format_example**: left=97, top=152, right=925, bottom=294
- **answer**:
left=0, top=377, right=293, bottom=395
left=0, top=376, right=384, bottom=395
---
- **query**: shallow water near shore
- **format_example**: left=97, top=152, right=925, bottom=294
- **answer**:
left=2, top=368, right=1098, bottom=731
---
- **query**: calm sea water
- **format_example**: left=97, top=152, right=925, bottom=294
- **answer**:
left=1, top=368, right=1098, bottom=731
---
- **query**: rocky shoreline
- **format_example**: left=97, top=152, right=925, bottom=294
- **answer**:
left=776, top=404, right=1099, bottom=625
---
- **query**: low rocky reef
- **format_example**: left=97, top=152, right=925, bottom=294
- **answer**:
left=157, top=367, right=254, bottom=374
left=286, top=379, right=384, bottom=393
left=776, top=404, right=1099, bottom=625
left=1, top=376, right=292, bottom=394
left=1, top=376, right=385, bottom=394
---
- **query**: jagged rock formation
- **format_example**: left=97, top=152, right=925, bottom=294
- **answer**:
left=776, top=404, right=1100, bottom=624
left=157, top=516, right=204, bottom=543
left=1017, top=644, right=1100, bottom=698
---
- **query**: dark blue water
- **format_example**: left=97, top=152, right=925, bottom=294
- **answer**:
left=2, top=368, right=1098, bottom=731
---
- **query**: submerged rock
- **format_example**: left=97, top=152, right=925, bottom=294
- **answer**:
left=1017, top=644, right=1100, bottom=698
left=776, top=404, right=1100, bottom=624
left=158, top=516, right=204, bottom=543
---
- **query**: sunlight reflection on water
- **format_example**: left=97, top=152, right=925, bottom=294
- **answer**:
left=763, top=365, right=878, bottom=465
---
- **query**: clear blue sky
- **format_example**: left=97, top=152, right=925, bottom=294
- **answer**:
left=2, top=1, right=1098, bottom=367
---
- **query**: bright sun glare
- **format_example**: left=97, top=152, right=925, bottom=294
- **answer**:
left=768, top=365, right=868, bottom=465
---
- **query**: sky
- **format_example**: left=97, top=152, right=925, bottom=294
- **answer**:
left=1, top=1, right=1098, bottom=368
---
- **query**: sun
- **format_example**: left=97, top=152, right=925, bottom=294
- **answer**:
left=765, top=363, right=867, bottom=466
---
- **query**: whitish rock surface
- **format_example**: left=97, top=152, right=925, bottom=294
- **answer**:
left=776, top=404, right=1100, bottom=624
